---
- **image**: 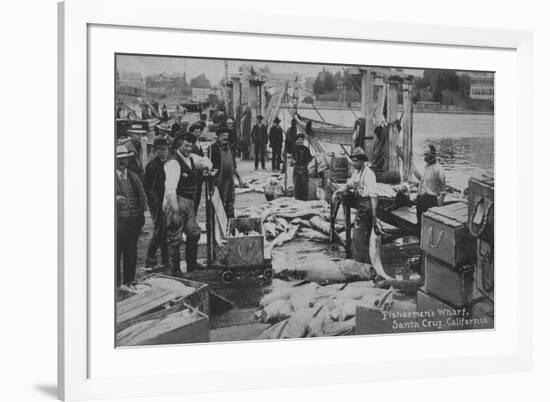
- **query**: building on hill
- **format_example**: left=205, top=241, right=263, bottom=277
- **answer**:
left=468, top=72, right=494, bottom=102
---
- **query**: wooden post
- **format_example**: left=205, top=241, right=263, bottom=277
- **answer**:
left=387, top=80, right=400, bottom=175
left=248, top=81, right=258, bottom=120
left=361, top=69, right=375, bottom=158
left=402, top=80, right=412, bottom=181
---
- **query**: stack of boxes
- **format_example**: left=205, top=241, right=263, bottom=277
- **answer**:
left=417, top=201, right=493, bottom=332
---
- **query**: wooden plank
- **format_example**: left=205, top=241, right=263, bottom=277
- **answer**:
left=387, top=80, right=400, bottom=174
left=117, top=289, right=176, bottom=325
left=402, top=81, right=412, bottom=181
left=211, top=187, right=228, bottom=239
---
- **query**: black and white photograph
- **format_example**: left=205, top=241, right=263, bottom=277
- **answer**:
left=114, top=54, right=495, bottom=347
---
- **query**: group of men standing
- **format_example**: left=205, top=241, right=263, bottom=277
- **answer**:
left=116, top=118, right=242, bottom=289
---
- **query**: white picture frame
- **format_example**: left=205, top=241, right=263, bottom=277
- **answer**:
left=58, top=0, right=533, bottom=400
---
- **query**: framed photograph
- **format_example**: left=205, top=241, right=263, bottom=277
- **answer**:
left=58, top=0, right=533, bottom=400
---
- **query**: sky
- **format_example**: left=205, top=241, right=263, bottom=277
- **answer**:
left=117, top=54, right=424, bottom=83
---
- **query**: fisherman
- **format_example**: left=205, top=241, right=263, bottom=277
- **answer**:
left=416, top=144, right=446, bottom=235
left=291, top=134, right=313, bottom=201
left=251, top=115, right=268, bottom=170
left=189, top=128, right=205, bottom=213
left=332, top=147, right=380, bottom=263
left=119, top=130, right=145, bottom=177
left=269, top=117, right=284, bottom=171
left=283, top=118, right=298, bottom=172
left=161, top=104, right=169, bottom=122
left=209, top=126, right=243, bottom=219
left=226, top=118, right=239, bottom=157
left=170, top=115, right=184, bottom=137
left=143, top=137, right=169, bottom=271
left=163, top=132, right=212, bottom=275
left=116, top=145, right=148, bottom=287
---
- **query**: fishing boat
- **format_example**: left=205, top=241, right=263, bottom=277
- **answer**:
left=293, top=113, right=355, bottom=145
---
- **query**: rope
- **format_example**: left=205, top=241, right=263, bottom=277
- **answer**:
left=468, top=198, right=493, bottom=238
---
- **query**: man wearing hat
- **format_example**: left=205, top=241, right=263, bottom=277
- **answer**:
left=268, top=117, right=284, bottom=171
left=171, top=115, right=184, bottom=137
left=283, top=118, right=299, bottom=173
left=209, top=127, right=243, bottom=219
left=251, top=115, right=268, bottom=169
left=143, top=137, right=169, bottom=271
left=226, top=118, right=239, bottom=157
left=116, top=145, right=148, bottom=287
left=416, top=144, right=446, bottom=235
left=332, top=147, right=380, bottom=263
left=163, top=132, right=212, bottom=274
left=291, top=134, right=313, bottom=201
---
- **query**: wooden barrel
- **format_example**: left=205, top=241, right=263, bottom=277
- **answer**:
left=330, top=156, right=349, bottom=183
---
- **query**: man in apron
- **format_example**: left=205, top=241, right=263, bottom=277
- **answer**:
left=332, top=147, right=380, bottom=263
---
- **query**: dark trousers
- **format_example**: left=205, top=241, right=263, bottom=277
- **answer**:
left=416, top=194, right=438, bottom=236
left=145, top=206, right=168, bottom=267
left=117, top=216, right=144, bottom=286
left=166, top=197, right=202, bottom=274
left=217, top=176, right=236, bottom=219
left=254, top=144, right=266, bottom=169
left=271, top=145, right=282, bottom=170
left=352, top=198, right=373, bottom=263
left=293, top=166, right=309, bottom=201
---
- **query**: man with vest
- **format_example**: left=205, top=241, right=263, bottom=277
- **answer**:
left=269, top=117, right=284, bottom=171
left=416, top=144, right=446, bottom=235
left=332, top=147, right=380, bottom=263
left=143, top=137, right=169, bottom=271
left=251, top=115, right=268, bottom=170
left=163, top=133, right=212, bottom=275
left=209, top=126, right=243, bottom=219
left=116, top=145, right=148, bottom=287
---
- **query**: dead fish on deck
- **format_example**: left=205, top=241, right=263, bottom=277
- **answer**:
left=257, top=318, right=289, bottom=340
left=255, top=299, right=294, bottom=323
left=266, top=224, right=300, bottom=251
left=360, top=287, right=395, bottom=311
left=275, top=217, right=289, bottom=231
left=281, top=258, right=345, bottom=282
left=298, top=228, right=330, bottom=242
left=369, top=227, right=393, bottom=280
left=307, top=307, right=355, bottom=337
left=338, top=285, right=388, bottom=300
left=327, top=298, right=362, bottom=321
left=263, top=222, right=278, bottom=239
left=338, top=259, right=376, bottom=281
left=280, top=306, right=322, bottom=338
left=288, top=282, right=321, bottom=310
left=308, top=216, right=333, bottom=236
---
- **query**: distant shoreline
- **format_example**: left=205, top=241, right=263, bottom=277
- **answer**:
left=282, top=105, right=493, bottom=116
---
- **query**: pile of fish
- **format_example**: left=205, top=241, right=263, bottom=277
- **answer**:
left=236, top=173, right=285, bottom=195
left=255, top=281, right=395, bottom=339
left=237, top=197, right=337, bottom=251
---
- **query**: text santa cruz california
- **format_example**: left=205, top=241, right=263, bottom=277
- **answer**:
left=382, top=308, right=490, bottom=331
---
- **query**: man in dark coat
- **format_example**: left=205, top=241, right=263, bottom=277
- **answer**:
left=226, top=118, right=239, bottom=157
left=209, top=127, right=242, bottom=219
left=170, top=115, right=184, bottom=138
left=161, top=104, right=169, bottom=122
left=251, top=115, right=267, bottom=170
left=291, top=134, right=313, bottom=201
left=284, top=118, right=298, bottom=172
left=143, top=137, right=169, bottom=270
left=116, top=145, right=148, bottom=287
left=269, top=117, right=283, bottom=171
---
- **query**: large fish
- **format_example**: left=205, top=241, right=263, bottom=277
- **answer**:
left=255, top=299, right=294, bottom=323
left=266, top=223, right=300, bottom=252
left=369, top=227, right=394, bottom=280
left=298, top=228, right=330, bottom=242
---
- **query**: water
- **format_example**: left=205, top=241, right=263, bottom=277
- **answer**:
left=290, top=109, right=494, bottom=190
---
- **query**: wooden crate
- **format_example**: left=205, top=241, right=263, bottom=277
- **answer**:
left=226, top=218, right=264, bottom=267
left=476, top=238, right=494, bottom=302
left=468, top=174, right=494, bottom=243
left=424, top=255, right=474, bottom=307
left=421, top=202, right=476, bottom=267
left=116, top=274, right=210, bottom=332
left=117, top=303, right=209, bottom=347
left=416, top=288, right=493, bottom=332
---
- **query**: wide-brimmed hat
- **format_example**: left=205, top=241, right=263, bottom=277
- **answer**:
left=116, top=145, right=132, bottom=159
left=350, top=147, right=368, bottom=161
left=273, top=117, right=281, bottom=124
left=256, top=115, right=264, bottom=121
left=291, top=118, right=297, bottom=125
